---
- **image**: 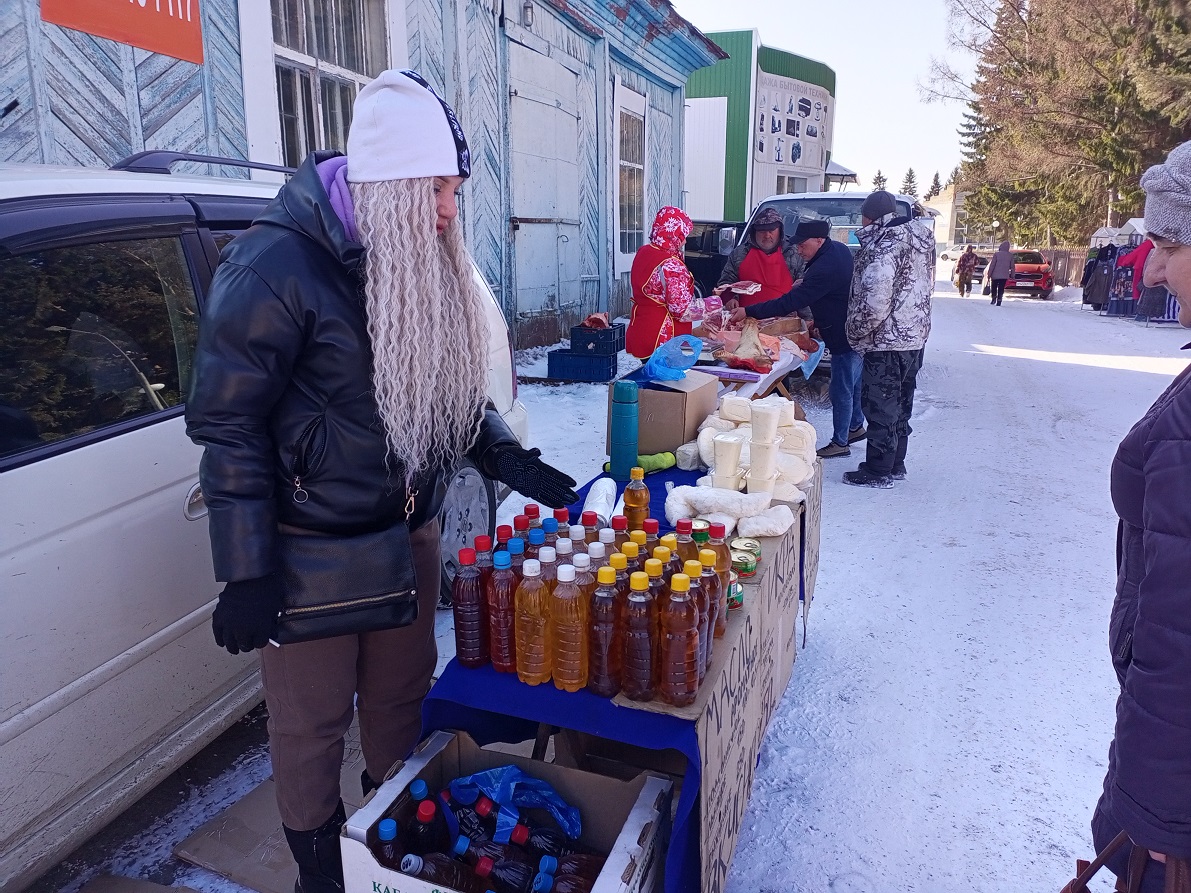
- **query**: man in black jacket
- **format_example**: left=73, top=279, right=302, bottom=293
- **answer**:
left=729, top=218, right=862, bottom=456
left=186, top=70, right=575, bottom=893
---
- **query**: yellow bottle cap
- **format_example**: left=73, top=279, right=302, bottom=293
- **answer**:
left=671, top=573, right=690, bottom=592
left=660, top=534, right=678, bottom=550
left=630, top=570, right=650, bottom=591
left=629, top=530, right=647, bottom=545
left=699, top=548, right=717, bottom=567
left=597, top=566, right=617, bottom=585
left=609, top=552, right=628, bottom=570
left=684, top=560, right=704, bottom=578
left=631, top=466, right=645, bottom=480
left=622, top=541, right=640, bottom=558
left=645, top=558, right=663, bottom=577
left=653, top=546, right=671, bottom=563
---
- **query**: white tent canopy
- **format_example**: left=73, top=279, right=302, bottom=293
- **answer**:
left=824, top=160, right=859, bottom=190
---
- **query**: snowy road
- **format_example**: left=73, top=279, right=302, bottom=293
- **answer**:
left=725, top=290, right=1189, bottom=893
left=34, top=288, right=1191, bottom=893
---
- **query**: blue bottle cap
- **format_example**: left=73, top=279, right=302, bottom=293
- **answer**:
left=542, top=518, right=559, bottom=534
left=377, top=818, right=397, bottom=841
left=508, top=538, right=525, bottom=555
left=539, top=855, right=559, bottom=875
left=528, top=528, right=546, bottom=545
left=494, top=550, right=512, bottom=569
left=453, top=835, right=471, bottom=857
left=531, top=873, right=555, bottom=893
left=409, top=779, right=428, bottom=800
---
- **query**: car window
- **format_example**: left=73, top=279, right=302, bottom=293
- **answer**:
left=1013, top=251, right=1045, bottom=264
left=0, top=237, right=198, bottom=460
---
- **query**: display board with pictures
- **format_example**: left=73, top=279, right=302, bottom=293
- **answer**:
left=753, top=71, right=831, bottom=167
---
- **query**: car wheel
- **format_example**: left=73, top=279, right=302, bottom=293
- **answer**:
left=438, top=459, right=497, bottom=608
left=1039, top=288, right=1053, bottom=299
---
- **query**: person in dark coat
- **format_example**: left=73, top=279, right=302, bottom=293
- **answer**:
left=987, top=240, right=1013, bottom=305
left=1090, top=140, right=1191, bottom=892
left=714, top=207, right=805, bottom=307
left=186, top=70, right=576, bottom=893
left=728, top=218, right=861, bottom=455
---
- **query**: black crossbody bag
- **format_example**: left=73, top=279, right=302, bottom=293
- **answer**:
left=272, top=488, right=421, bottom=645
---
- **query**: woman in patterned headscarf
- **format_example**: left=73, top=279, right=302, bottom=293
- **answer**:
left=626, top=206, right=700, bottom=359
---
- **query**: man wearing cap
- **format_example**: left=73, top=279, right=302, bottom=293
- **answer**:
left=844, top=190, right=934, bottom=489
left=714, top=207, right=805, bottom=307
left=728, top=218, right=863, bottom=457
left=186, top=69, right=577, bottom=892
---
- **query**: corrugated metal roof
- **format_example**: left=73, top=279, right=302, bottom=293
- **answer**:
left=757, top=45, right=836, bottom=95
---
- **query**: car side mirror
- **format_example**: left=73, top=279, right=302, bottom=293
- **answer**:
left=718, top=227, right=736, bottom=255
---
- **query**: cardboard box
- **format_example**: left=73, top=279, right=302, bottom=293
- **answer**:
left=606, top=369, right=720, bottom=456
left=342, top=731, right=673, bottom=893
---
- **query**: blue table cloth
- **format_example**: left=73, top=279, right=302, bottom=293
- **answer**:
left=423, top=662, right=702, bottom=893
left=570, top=468, right=703, bottom=534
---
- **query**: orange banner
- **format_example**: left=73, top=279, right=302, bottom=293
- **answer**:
left=41, top=0, right=204, bottom=65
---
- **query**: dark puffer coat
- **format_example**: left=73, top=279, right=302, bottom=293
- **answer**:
left=186, top=151, right=518, bottom=583
left=1096, top=359, right=1191, bottom=861
left=744, top=237, right=854, bottom=355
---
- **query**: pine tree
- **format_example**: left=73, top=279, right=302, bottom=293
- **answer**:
left=900, top=168, right=918, bottom=198
left=926, top=171, right=943, bottom=200
left=872, top=169, right=887, bottom=191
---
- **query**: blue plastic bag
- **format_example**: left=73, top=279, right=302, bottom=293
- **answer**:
left=449, top=765, right=582, bottom=843
left=799, top=338, right=826, bottom=379
left=642, top=334, right=703, bottom=381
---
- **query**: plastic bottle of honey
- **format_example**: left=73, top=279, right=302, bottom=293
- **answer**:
left=623, top=467, right=650, bottom=532
left=452, top=548, right=489, bottom=669
left=651, top=546, right=673, bottom=578
left=525, top=503, right=542, bottom=529
left=608, top=552, right=630, bottom=643
left=684, top=559, right=709, bottom=682
left=487, top=551, right=518, bottom=673
left=659, top=573, right=699, bottom=707
left=526, top=527, right=546, bottom=561
left=550, top=564, right=588, bottom=692
left=515, top=559, right=551, bottom=686
left=699, top=549, right=722, bottom=664
left=496, top=524, right=513, bottom=553
left=598, top=527, right=617, bottom=553
left=659, top=534, right=682, bottom=578
left=585, top=541, right=605, bottom=571
left=642, top=518, right=660, bottom=554
left=628, top=529, right=647, bottom=551
left=542, top=517, right=559, bottom=547
left=707, top=523, right=731, bottom=638
left=621, top=540, right=643, bottom=577
left=581, top=511, right=600, bottom=544
left=475, top=535, right=494, bottom=595
left=567, top=526, right=587, bottom=554
left=572, top=553, right=596, bottom=605
left=676, top=521, right=700, bottom=569
left=610, top=515, right=629, bottom=552
left=644, top=557, right=668, bottom=686
left=553, top=507, right=571, bottom=540
left=514, top=514, right=530, bottom=542
left=507, top=537, right=526, bottom=582
left=587, top=566, right=622, bottom=697
left=538, top=545, right=558, bottom=594
left=554, top=537, right=573, bottom=563
left=621, top=571, right=656, bottom=701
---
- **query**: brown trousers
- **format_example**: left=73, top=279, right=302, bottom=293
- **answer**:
left=260, top=520, right=441, bottom=831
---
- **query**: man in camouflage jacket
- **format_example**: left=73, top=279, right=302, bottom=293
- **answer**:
left=843, top=191, right=934, bottom=488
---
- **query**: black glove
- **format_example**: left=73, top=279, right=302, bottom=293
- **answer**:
left=491, top=445, right=579, bottom=509
left=212, top=574, right=284, bottom=655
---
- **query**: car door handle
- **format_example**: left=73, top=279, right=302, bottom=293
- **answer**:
left=185, top=483, right=207, bottom=520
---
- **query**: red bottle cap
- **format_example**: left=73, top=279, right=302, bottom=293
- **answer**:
left=416, top=800, right=437, bottom=822
left=497, top=524, right=513, bottom=542
left=458, top=547, right=477, bottom=565
left=676, top=518, right=692, bottom=534
left=475, top=795, right=495, bottom=817
left=525, top=504, right=540, bottom=518
left=581, top=511, right=598, bottom=526
left=476, top=856, right=495, bottom=878
left=510, top=823, right=530, bottom=846
left=514, top=514, right=529, bottom=531
left=440, top=788, right=452, bottom=803
left=709, top=522, right=727, bottom=538
left=475, top=535, right=492, bottom=552
left=643, top=518, right=659, bottom=534
left=553, top=507, right=570, bottom=523
left=611, top=515, right=628, bottom=531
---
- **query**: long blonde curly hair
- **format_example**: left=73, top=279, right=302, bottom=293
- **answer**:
left=350, top=177, right=490, bottom=485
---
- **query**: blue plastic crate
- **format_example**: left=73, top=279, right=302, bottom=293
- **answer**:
left=570, top=323, right=625, bottom=356
left=547, top=348, right=618, bottom=382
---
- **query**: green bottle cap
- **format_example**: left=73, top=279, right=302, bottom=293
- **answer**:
left=613, top=380, right=639, bottom=403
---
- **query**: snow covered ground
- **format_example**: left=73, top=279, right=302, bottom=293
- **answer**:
left=35, top=285, right=1191, bottom=893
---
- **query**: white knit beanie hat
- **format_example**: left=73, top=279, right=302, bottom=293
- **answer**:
left=346, top=69, right=471, bottom=183
left=1142, top=141, right=1191, bottom=245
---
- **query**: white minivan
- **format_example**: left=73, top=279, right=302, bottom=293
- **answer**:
left=0, top=153, right=528, bottom=891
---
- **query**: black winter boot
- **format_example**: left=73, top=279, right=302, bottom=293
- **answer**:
left=283, top=801, right=346, bottom=893
left=361, top=769, right=379, bottom=798
left=842, top=465, right=894, bottom=489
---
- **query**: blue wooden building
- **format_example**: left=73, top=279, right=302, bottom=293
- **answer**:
left=0, top=0, right=724, bottom=346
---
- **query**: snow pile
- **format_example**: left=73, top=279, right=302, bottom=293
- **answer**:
left=1052, top=285, right=1084, bottom=303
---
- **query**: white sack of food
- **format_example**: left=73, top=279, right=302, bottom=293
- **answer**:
left=718, top=395, right=753, bottom=422
left=772, top=479, right=807, bottom=503
left=698, top=413, right=737, bottom=433
left=676, top=440, right=704, bottom=471
left=737, top=504, right=797, bottom=537
left=776, top=453, right=813, bottom=484
left=697, top=427, right=719, bottom=468
left=698, top=512, right=737, bottom=536
left=664, top=484, right=773, bottom=526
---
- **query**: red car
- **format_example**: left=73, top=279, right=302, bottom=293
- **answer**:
left=982, top=249, right=1054, bottom=298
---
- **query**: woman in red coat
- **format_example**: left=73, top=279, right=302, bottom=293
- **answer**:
left=1117, top=238, right=1155, bottom=300
left=626, top=206, right=698, bottom=359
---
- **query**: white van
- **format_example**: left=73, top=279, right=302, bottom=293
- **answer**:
left=0, top=153, right=528, bottom=891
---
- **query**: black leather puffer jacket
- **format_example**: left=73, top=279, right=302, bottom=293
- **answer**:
left=186, top=151, right=518, bottom=583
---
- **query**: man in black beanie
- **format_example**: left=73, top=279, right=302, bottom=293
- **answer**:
left=728, top=218, right=863, bottom=456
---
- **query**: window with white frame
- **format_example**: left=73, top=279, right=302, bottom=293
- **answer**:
left=271, top=0, right=388, bottom=167
left=776, top=175, right=809, bottom=195
left=614, top=79, right=647, bottom=274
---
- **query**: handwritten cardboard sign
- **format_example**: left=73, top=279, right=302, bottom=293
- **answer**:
left=42, top=0, right=204, bottom=65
